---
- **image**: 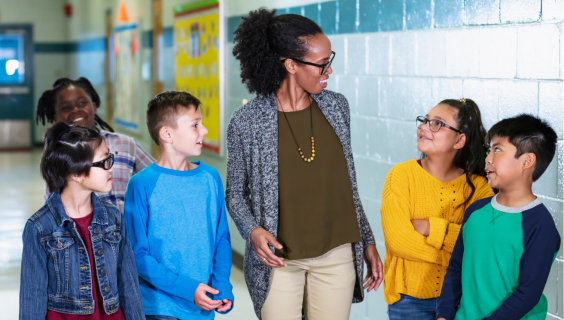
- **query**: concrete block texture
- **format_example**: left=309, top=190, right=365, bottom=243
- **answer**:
left=359, top=0, right=379, bottom=33
left=355, top=157, right=395, bottom=199
left=500, top=0, right=541, bottom=23
left=465, top=0, right=500, bottom=25
left=406, top=0, right=433, bottom=30
left=361, top=197, right=383, bottom=242
left=559, top=141, right=564, bottom=200
left=347, top=34, right=368, bottom=75
left=542, top=0, right=564, bottom=21
left=367, top=118, right=418, bottom=163
left=432, top=78, right=463, bottom=104
left=378, top=0, right=405, bottom=32
left=462, top=79, right=500, bottom=130
left=417, top=30, right=447, bottom=77
left=446, top=28, right=480, bottom=78
left=479, top=26, right=517, bottom=79
left=533, top=145, right=560, bottom=198
left=498, top=80, right=539, bottom=119
left=367, top=33, right=391, bottom=76
left=434, top=0, right=465, bottom=28
left=405, top=77, right=434, bottom=122
left=543, top=260, right=562, bottom=316
left=320, top=1, right=337, bottom=35
left=539, top=81, right=564, bottom=139
left=379, top=77, right=407, bottom=119
left=339, top=75, right=359, bottom=113
left=351, top=115, right=368, bottom=156
left=303, top=3, right=320, bottom=26
left=338, top=0, right=358, bottom=34
left=329, top=35, right=346, bottom=74
left=390, top=31, right=417, bottom=76
left=357, top=75, right=379, bottom=117
left=517, top=24, right=560, bottom=79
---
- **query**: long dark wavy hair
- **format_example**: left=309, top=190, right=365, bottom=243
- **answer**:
left=426, top=99, right=489, bottom=208
left=36, top=77, right=114, bottom=132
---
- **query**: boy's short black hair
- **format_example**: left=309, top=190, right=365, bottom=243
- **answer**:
left=488, top=114, right=557, bottom=182
left=41, top=122, right=104, bottom=193
left=146, top=91, right=202, bottom=145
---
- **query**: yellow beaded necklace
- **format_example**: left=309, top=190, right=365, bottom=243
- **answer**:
left=275, top=94, right=316, bottom=162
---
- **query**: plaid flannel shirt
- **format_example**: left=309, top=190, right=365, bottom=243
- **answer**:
left=44, top=130, right=154, bottom=213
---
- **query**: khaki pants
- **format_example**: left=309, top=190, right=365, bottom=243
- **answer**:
left=261, top=243, right=356, bottom=320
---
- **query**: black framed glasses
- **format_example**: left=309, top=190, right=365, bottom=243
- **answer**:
left=282, top=51, right=336, bottom=75
left=92, top=153, right=114, bottom=170
left=416, top=116, right=463, bottom=134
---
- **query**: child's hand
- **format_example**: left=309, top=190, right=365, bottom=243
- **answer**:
left=216, top=299, right=233, bottom=313
left=194, top=283, right=223, bottom=311
left=411, top=219, right=430, bottom=236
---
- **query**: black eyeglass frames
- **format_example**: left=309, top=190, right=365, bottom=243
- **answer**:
left=282, top=51, right=336, bottom=75
left=92, top=153, right=114, bottom=170
left=416, top=116, right=463, bottom=134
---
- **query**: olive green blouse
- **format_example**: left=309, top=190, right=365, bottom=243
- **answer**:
left=276, top=99, right=361, bottom=260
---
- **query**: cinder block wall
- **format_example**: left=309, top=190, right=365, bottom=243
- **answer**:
left=226, top=0, right=564, bottom=318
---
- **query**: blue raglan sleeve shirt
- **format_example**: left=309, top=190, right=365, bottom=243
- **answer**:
left=210, top=170, right=235, bottom=312
left=124, top=168, right=201, bottom=303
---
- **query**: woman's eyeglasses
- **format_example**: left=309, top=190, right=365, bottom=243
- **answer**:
left=282, top=51, right=336, bottom=75
left=92, top=153, right=114, bottom=170
left=416, top=116, right=463, bottom=134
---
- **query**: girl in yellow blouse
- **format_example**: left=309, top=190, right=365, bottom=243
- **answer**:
left=381, top=98, right=494, bottom=320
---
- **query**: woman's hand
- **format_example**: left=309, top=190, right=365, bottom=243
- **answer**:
left=412, top=219, right=430, bottom=236
left=363, top=244, right=383, bottom=292
left=250, top=227, right=287, bottom=268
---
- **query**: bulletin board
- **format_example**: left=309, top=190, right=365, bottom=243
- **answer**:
left=173, top=0, right=222, bottom=154
left=113, top=24, right=141, bottom=130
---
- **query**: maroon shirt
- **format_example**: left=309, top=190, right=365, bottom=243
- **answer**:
left=47, top=213, right=125, bottom=320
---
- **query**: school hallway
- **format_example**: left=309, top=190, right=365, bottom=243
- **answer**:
left=0, top=149, right=257, bottom=320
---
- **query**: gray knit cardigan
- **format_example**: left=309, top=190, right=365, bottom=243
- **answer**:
left=226, top=89, right=376, bottom=318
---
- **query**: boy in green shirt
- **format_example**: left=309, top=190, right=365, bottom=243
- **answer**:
left=437, top=114, right=561, bottom=320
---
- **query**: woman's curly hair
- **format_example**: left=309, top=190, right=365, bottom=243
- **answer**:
left=232, top=8, right=322, bottom=96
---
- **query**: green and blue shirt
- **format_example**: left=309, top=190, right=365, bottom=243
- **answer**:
left=437, top=195, right=560, bottom=320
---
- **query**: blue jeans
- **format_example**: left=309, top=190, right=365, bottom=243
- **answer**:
left=388, top=294, right=438, bottom=320
left=146, top=316, right=180, bottom=320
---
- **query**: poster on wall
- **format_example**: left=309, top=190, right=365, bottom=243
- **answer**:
left=174, top=0, right=222, bottom=155
left=113, top=24, right=141, bottom=130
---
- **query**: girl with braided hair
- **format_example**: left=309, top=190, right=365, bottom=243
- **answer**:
left=37, top=77, right=154, bottom=212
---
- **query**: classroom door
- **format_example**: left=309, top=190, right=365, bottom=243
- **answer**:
left=0, top=24, right=34, bottom=150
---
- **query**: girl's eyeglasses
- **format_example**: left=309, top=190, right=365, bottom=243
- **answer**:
left=282, top=51, right=336, bottom=75
left=92, top=153, right=114, bottom=170
left=416, top=116, right=463, bottom=134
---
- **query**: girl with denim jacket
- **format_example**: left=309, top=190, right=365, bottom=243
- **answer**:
left=19, top=123, right=144, bottom=320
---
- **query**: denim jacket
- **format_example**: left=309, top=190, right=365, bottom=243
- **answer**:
left=19, top=193, right=145, bottom=320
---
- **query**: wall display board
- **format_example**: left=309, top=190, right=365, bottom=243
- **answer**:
left=113, top=23, right=141, bottom=130
left=174, top=0, right=222, bottom=154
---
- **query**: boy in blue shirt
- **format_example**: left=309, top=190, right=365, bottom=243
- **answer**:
left=437, top=114, right=560, bottom=320
left=124, top=91, right=234, bottom=319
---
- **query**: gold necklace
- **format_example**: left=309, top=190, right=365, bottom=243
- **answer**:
left=275, top=94, right=316, bottom=162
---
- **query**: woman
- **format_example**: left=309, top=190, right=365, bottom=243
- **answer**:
left=226, top=8, right=383, bottom=320
left=37, top=77, right=154, bottom=212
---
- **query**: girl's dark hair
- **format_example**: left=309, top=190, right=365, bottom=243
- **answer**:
left=232, top=8, right=323, bottom=96
left=36, top=77, right=114, bottom=132
left=41, top=122, right=104, bottom=194
left=437, top=99, right=489, bottom=208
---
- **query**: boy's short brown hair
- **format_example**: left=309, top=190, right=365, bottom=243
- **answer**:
left=146, top=91, right=202, bottom=145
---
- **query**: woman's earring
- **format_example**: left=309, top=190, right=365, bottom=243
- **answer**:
left=78, top=179, right=83, bottom=184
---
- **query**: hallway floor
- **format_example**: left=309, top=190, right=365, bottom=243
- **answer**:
left=0, top=149, right=256, bottom=319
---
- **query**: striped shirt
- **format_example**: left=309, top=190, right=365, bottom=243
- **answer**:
left=44, top=130, right=154, bottom=213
